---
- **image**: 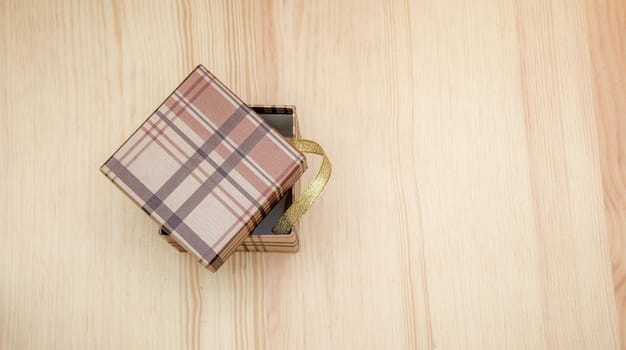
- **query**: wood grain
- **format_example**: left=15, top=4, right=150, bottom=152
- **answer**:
left=0, top=0, right=623, bottom=349
left=586, top=0, right=626, bottom=345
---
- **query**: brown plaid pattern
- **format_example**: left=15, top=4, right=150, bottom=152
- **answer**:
left=101, top=66, right=306, bottom=271
left=159, top=105, right=302, bottom=253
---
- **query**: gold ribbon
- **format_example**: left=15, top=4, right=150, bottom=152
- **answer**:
left=272, top=139, right=332, bottom=234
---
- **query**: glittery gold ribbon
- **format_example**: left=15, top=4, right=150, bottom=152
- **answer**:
left=272, top=139, right=332, bottom=234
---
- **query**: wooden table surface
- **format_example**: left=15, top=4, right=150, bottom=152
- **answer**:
left=1, top=0, right=624, bottom=349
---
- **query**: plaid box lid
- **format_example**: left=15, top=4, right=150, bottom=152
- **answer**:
left=101, top=65, right=307, bottom=271
left=160, top=105, right=302, bottom=253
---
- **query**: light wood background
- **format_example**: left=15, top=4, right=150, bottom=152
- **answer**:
left=1, top=0, right=624, bottom=349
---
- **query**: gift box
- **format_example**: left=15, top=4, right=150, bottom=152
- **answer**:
left=101, top=66, right=307, bottom=271
left=159, top=105, right=302, bottom=252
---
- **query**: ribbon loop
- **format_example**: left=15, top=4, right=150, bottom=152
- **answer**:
left=272, top=139, right=331, bottom=234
